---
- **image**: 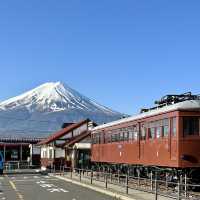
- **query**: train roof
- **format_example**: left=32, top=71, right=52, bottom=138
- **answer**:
left=93, top=100, right=200, bottom=131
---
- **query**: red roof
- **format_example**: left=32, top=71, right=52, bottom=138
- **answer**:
left=38, top=119, right=90, bottom=145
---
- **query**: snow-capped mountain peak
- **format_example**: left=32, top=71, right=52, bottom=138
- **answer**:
left=0, top=82, right=118, bottom=114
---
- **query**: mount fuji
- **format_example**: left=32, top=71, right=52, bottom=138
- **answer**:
left=0, top=82, right=124, bottom=137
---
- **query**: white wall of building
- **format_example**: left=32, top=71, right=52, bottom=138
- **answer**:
left=55, top=148, right=65, bottom=158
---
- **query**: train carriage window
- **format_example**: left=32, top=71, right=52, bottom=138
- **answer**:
left=128, top=129, right=132, bottom=140
left=183, top=117, right=199, bottom=136
left=111, top=132, right=115, bottom=142
left=156, top=127, right=162, bottom=138
left=163, top=119, right=169, bottom=137
left=120, top=131, right=124, bottom=141
left=148, top=122, right=155, bottom=139
left=128, top=127, right=134, bottom=140
left=124, top=129, right=128, bottom=141
left=156, top=120, right=162, bottom=138
left=140, top=124, right=146, bottom=140
left=172, top=117, right=177, bottom=136
left=133, top=125, right=138, bottom=140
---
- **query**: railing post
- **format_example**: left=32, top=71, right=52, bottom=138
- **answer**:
left=155, top=178, right=158, bottom=200
left=137, top=170, right=140, bottom=186
left=166, top=173, right=168, bottom=190
left=79, top=169, right=82, bottom=182
left=110, top=173, right=112, bottom=183
left=126, top=174, right=129, bottom=194
left=177, top=182, right=180, bottom=200
left=90, top=170, right=93, bottom=184
left=151, top=171, right=153, bottom=191
left=184, top=173, right=187, bottom=198
left=118, top=170, right=120, bottom=184
left=70, top=168, right=73, bottom=179
left=105, top=174, right=108, bottom=189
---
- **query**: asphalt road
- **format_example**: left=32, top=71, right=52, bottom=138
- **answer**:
left=0, top=172, right=115, bottom=200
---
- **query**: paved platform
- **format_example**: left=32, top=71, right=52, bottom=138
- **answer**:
left=52, top=172, right=172, bottom=200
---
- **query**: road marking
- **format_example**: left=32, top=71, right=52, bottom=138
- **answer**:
left=9, top=180, right=17, bottom=191
left=8, top=179, right=24, bottom=200
left=36, top=180, right=69, bottom=193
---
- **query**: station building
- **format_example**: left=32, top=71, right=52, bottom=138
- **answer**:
left=38, top=119, right=96, bottom=170
left=0, top=137, right=43, bottom=165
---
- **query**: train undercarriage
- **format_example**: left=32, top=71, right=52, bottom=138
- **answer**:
left=91, top=162, right=200, bottom=187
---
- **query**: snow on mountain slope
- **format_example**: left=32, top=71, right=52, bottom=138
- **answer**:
left=0, top=82, right=117, bottom=113
left=0, top=82, right=124, bottom=137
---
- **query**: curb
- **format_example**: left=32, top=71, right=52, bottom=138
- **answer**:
left=51, top=175, right=136, bottom=200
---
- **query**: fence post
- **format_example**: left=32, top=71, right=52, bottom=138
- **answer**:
left=90, top=170, right=93, bottom=184
left=126, top=174, right=129, bottom=194
left=18, top=162, right=20, bottom=169
left=155, top=178, right=158, bottom=200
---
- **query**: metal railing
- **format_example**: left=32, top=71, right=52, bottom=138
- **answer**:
left=51, top=166, right=200, bottom=200
left=4, top=161, right=40, bottom=171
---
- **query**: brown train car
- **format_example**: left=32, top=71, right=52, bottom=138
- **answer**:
left=91, top=93, right=200, bottom=180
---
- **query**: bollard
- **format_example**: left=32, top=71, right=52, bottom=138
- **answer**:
left=126, top=175, right=129, bottom=194
left=90, top=170, right=93, bottom=184
left=155, top=178, right=158, bottom=200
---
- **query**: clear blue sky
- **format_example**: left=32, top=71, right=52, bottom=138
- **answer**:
left=0, top=0, right=200, bottom=115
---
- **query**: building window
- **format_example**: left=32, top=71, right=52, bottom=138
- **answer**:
left=49, top=149, right=53, bottom=159
left=183, top=117, right=199, bottom=136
